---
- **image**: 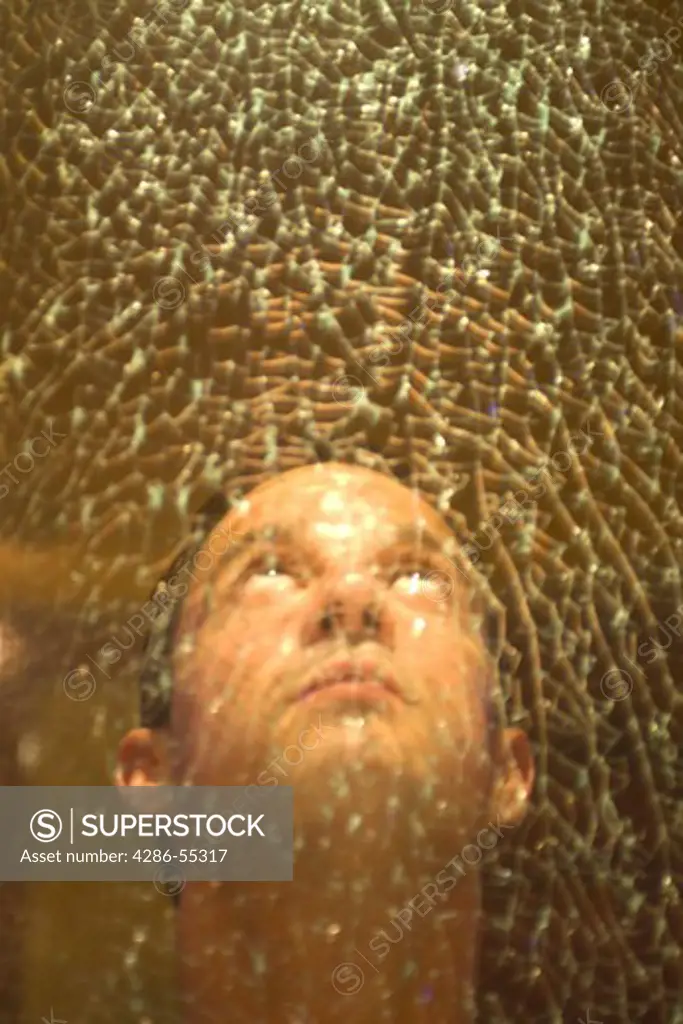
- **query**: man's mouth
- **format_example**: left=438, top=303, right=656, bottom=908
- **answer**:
left=298, top=658, right=401, bottom=702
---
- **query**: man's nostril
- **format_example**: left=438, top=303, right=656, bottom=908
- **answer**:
left=318, top=600, right=381, bottom=635
left=362, top=606, right=380, bottom=632
left=320, top=601, right=343, bottom=633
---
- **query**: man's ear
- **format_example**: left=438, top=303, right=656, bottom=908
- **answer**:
left=114, top=727, right=172, bottom=788
left=489, top=727, right=535, bottom=826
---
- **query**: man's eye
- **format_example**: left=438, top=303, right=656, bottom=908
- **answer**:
left=253, top=563, right=289, bottom=578
left=391, top=565, right=455, bottom=604
left=392, top=568, right=450, bottom=596
left=258, top=563, right=287, bottom=577
left=245, top=555, right=297, bottom=585
left=391, top=570, right=424, bottom=595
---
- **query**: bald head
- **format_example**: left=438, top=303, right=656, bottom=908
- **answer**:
left=237, top=461, right=452, bottom=537
left=118, top=459, right=533, bottom=844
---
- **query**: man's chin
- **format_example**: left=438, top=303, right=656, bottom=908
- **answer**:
left=283, top=699, right=403, bottom=761
left=267, top=709, right=410, bottom=801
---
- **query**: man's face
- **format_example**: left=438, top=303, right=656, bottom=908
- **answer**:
left=165, top=462, right=510, bottom=839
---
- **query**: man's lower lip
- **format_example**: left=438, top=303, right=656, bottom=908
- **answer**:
left=300, top=681, right=397, bottom=702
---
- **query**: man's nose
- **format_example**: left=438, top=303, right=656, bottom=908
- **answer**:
left=303, top=572, right=395, bottom=647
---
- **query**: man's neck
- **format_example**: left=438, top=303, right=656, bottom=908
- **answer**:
left=177, top=802, right=482, bottom=1024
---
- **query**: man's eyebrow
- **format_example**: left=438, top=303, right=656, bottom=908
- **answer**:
left=388, top=524, right=468, bottom=580
left=389, top=524, right=451, bottom=555
left=209, top=524, right=300, bottom=576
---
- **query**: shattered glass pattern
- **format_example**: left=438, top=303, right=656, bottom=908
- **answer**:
left=0, top=0, right=682, bottom=1020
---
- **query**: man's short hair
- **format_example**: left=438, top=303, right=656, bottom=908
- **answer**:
left=138, top=492, right=230, bottom=728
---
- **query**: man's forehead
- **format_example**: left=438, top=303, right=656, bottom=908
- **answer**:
left=225, top=462, right=452, bottom=541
